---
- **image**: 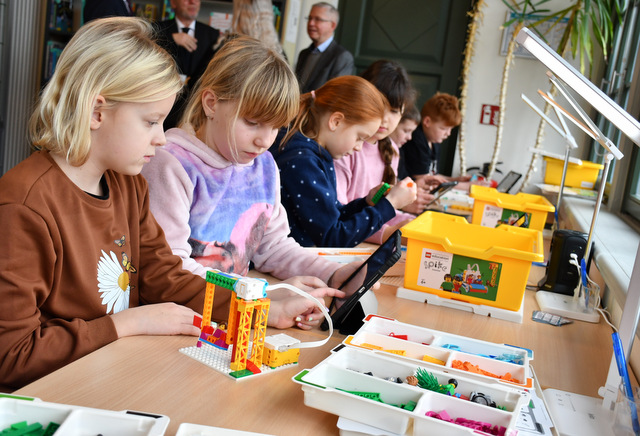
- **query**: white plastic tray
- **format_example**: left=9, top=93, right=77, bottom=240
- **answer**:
left=344, top=315, right=533, bottom=389
left=0, top=396, right=169, bottom=436
left=293, top=345, right=529, bottom=435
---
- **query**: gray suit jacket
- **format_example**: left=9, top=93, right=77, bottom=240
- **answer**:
left=295, top=40, right=354, bottom=94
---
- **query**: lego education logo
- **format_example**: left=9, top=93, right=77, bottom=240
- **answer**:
left=421, top=250, right=452, bottom=272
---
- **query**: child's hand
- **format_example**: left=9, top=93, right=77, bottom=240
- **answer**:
left=110, top=302, right=201, bottom=338
left=282, top=275, right=329, bottom=293
left=365, top=182, right=391, bottom=206
left=402, top=187, right=435, bottom=214
left=327, top=260, right=383, bottom=311
left=267, top=276, right=329, bottom=301
left=327, top=261, right=375, bottom=295
left=385, top=177, right=417, bottom=210
left=267, top=287, right=346, bottom=330
left=415, top=174, right=448, bottom=190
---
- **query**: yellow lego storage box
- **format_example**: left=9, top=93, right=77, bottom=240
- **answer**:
left=401, top=212, right=543, bottom=312
left=543, top=156, right=603, bottom=189
left=469, top=185, right=555, bottom=232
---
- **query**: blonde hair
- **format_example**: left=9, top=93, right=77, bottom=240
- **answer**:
left=232, top=0, right=285, bottom=57
left=281, top=75, right=387, bottom=148
left=181, top=35, right=299, bottom=149
left=29, top=17, right=182, bottom=166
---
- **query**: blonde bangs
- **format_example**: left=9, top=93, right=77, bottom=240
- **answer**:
left=238, top=60, right=299, bottom=128
left=184, top=35, right=299, bottom=133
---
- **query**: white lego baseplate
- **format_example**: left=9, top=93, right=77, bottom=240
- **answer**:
left=179, top=340, right=298, bottom=381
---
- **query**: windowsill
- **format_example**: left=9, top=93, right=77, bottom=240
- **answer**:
left=561, top=196, right=640, bottom=311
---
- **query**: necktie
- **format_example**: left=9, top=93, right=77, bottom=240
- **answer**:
left=182, top=27, right=191, bottom=36
left=300, top=49, right=321, bottom=86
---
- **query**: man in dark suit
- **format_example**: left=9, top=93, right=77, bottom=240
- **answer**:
left=156, top=0, right=220, bottom=128
left=83, top=0, right=134, bottom=22
left=295, top=2, right=354, bottom=94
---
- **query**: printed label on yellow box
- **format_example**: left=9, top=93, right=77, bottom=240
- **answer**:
left=416, top=248, right=503, bottom=302
left=481, top=205, right=531, bottom=228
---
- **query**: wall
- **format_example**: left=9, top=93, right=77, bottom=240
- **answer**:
left=452, top=0, right=595, bottom=188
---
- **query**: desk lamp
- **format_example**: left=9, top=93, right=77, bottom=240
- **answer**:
left=521, top=92, right=580, bottom=229
left=521, top=91, right=600, bottom=323
left=516, top=26, right=640, bottom=436
left=523, top=85, right=606, bottom=323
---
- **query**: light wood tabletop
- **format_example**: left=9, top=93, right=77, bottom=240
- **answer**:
left=13, top=261, right=616, bottom=435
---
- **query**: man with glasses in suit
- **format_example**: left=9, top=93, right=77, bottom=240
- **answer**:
left=295, top=2, right=354, bottom=94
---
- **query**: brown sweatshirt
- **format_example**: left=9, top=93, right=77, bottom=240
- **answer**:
left=0, top=151, right=230, bottom=391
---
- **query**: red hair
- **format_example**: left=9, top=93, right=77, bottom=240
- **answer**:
left=280, top=75, right=387, bottom=148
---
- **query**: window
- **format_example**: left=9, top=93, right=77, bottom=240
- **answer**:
left=589, top=2, right=640, bottom=224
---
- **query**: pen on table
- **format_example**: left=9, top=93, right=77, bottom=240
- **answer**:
left=612, top=331, right=640, bottom=435
left=317, top=251, right=373, bottom=256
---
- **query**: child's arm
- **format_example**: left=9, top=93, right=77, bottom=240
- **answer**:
left=110, top=303, right=200, bottom=337
left=142, top=148, right=211, bottom=278
left=267, top=285, right=346, bottom=330
left=278, top=152, right=396, bottom=247
left=364, top=212, right=415, bottom=244
left=251, top=162, right=341, bottom=283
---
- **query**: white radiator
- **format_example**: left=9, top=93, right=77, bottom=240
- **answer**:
left=0, top=0, right=43, bottom=175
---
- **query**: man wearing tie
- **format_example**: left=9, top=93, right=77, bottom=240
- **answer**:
left=156, top=0, right=220, bottom=128
left=83, top=0, right=134, bottom=22
left=295, top=2, right=354, bottom=94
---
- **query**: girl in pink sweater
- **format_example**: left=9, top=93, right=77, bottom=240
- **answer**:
left=335, top=60, right=433, bottom=243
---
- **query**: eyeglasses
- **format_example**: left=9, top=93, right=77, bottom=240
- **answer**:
left=305, top=16, right=333, bottom=24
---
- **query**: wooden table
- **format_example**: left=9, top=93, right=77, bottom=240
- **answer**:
left=14, top=265, right=615, bottom=435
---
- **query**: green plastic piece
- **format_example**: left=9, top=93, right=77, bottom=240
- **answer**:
left=43, top=422, right=60, bottom=436
left=415, top=367, right=455, bottom=395
left=206, top=270, right=238, bottom=290
left=371, top=183, right=391, bottom=205
left=401, top=400, right=417, bottom=411
left=337, top=389, right=383, bottom=402
left=0, top=395, right=35, bottom=402
left=294, top=370, right=326, bottom=389
left=2, top=422, right=43, bottom=436
left=229, top=368, right=254, bottom=379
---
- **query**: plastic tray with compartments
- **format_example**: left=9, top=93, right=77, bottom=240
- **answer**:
left=0, top=396, right=169, bottom=435
left=343, top=315, right=533, bottom=389
left=292, top=315, right=533, bottom=435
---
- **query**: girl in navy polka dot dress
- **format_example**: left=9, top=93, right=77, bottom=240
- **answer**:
left=271, top=75, right=416, bottom=247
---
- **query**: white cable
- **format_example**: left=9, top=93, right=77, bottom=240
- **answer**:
left=569, top=253, right=581, bottom=300
left=578, top=264, right=615, bottom=330
left=265, top=283, right=333, bottom=350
